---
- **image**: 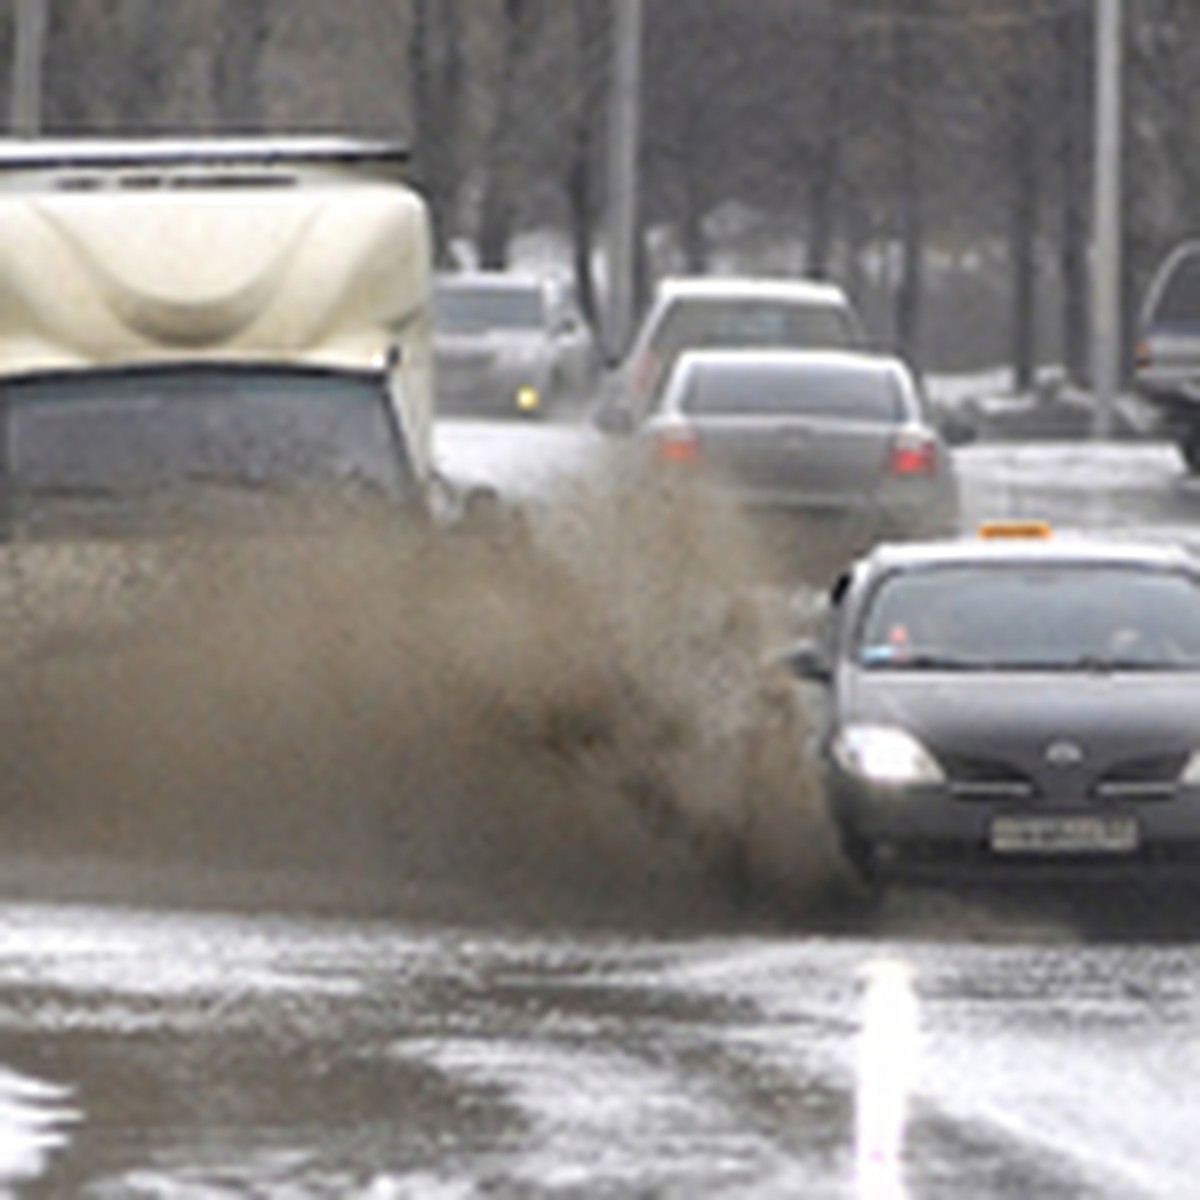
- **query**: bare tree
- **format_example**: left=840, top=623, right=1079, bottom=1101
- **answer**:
left=891, top=2, right=926, bottom=363
left=22, top=0, right=1200, bottom=384
left=411, top=0, right=465, bottom=264
left=566, top=0, right=609, bottom=328
left=212, top=0, right=271, bottom=130
left=1054, top=0, right=1091, bottom=385
left=1004, top=0, right=1044, bottom=391
left=805, top=4, right=852, bottom=280
left=478, top=0, right=543, bottom=268
left=47, top=0, right=184, bottom=131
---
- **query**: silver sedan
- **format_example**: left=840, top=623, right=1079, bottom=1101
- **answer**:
left=635, top=348, right=960, bottom=544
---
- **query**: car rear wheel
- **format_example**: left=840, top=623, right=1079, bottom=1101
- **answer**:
left=1180, top=428, right=1200, bottom=473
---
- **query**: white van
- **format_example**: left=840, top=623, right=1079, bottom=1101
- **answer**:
left=600, top=275, right=868, bottom=430
left=0, top=137, right=436, bottom=536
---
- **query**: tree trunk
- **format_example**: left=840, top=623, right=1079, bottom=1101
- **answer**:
left=806, top=8, right=850, bottom=280
left=566, top=0, right=608, bottom=330
left=213, top=0, right=271, bottom=130
left=1056, top=1, right=1090, bottom=385
left=411, top=0, right=464, bottom=265
left=679, top=120, right=707, bottom=274
left=892, top=4, right=924, bottom=362
left=478, top=0, right=539, bottom=269
left=1008, top=3, right=1040, bottom=393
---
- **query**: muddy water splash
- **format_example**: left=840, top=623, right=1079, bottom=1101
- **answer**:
left=0, top=473, right=850, bottom=927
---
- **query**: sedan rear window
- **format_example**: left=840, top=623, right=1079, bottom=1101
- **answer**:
left=681, top=361, right=902, bottom=422
left=857, top=563, right=1200, bottom=670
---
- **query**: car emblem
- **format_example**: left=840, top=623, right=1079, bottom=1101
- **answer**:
left=1045, top=739, right=1085, bottom=768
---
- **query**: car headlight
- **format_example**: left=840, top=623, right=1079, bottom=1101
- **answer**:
left=832, top=724, right=945, bottom=787
left=515, top=384, right=542, bottom=412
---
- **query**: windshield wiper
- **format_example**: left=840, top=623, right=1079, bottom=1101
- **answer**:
left=1068, top=654, right=1199, bottom=673
left=969, top=656, right=1197, bottom=673
left=862, top=652, right=982, bottom=671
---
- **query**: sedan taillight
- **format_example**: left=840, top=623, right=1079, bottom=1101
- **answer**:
left=654, top=424, right=701, bottom=465
left=888, top=430, right=939, bottom=476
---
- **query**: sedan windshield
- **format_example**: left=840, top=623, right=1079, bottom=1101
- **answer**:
left=857, top=562, right=1200, bottom=671
left=654, top=299, right=859, bottom=354
left=434, top=285, right=545, bottom=332
left=1, top=366, right=412, bottom=501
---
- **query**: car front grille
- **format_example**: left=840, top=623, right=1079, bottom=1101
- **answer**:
left=1092, top=754, right=1186, bottom=803
left=942, top=754, right=1036, bottom=802
left=941, top=751, right=1186, bottom=804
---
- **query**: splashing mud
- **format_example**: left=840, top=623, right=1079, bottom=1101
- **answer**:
left=0, top=469, right=855, bottom=928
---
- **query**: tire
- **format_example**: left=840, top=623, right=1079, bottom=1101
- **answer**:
left=1181, top=429, right=1200, bottom=473
left=840, top=830, right=882, bottom=885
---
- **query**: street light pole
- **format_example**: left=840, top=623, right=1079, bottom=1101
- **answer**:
left=1091, top=0, right=1122, bottom=438
left=11, top=0, right=47, bottom=135
left=605, top=0, right=642, bottom=360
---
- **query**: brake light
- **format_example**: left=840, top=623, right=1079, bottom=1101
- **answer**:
left=654, top=424, right=701, bottom=465
left=888, top=431, right=938, bottom=476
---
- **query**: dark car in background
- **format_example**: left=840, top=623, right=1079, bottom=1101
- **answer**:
left=433, top=272, right=598, bottom=419
left=635, top=348, right=959, bottom=545
left=1135, top=240, right=1200, bottom=469
left=790, top=527, right=1200, bottom=889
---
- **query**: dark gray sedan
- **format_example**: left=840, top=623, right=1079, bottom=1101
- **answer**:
left=790, top=529, right=1200, bottom=887
left=637, top=349, right=959, bottom=541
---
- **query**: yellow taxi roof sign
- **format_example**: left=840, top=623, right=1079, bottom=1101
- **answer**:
left=977, top=519, right=1053, bottom=540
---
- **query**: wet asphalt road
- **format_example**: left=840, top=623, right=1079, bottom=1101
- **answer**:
left=3, top=890, right=1200, bottom=1198
left=0, top=424, right=1199, bottom=1197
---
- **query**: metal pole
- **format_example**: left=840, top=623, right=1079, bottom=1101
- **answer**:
left=605, top=0, right=642, bottom=360
left=11, top=0, right=47, bottom=135
left=1091, top=0, right=1122, bottom=438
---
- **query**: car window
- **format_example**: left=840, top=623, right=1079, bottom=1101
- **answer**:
left=434, top=284, right=546, bottom=332
left=650, top=299, right=858, bottom=358
left=680, top=360, right=901, bottom=422
left=1150, top=251, right=1200, bottom=328
left=2, top=366, right=413, bottom=499
left=856, top=564, right=1200, bottom=670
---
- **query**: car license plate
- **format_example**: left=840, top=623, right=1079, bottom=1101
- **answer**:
left=989, top=815, right=1140, bottom=856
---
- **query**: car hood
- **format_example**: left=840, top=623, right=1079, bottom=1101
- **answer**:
left=842, top=668, right=1200, bottom=773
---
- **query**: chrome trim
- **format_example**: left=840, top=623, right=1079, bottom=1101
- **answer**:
left=1095, top=781, right=1177, bottom=801
left=950, top=781, right=1036, bottom=800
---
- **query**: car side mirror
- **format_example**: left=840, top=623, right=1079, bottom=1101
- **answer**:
left=782, top=640, right=832, bottom=684
left=937, top=411, right=977, bottom=447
